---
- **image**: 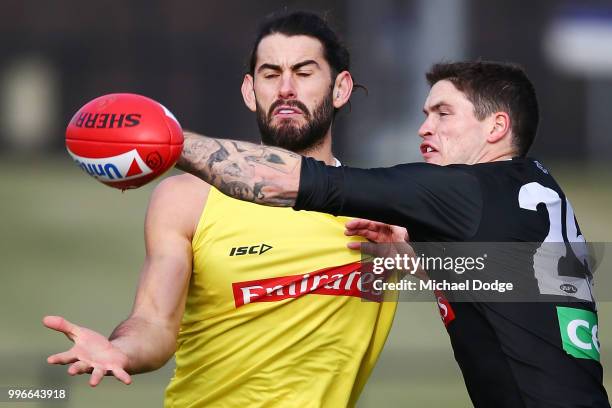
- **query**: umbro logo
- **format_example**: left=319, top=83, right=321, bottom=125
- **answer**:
left=229, top=243, right=273, bottom=257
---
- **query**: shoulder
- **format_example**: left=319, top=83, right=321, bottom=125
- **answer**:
left=146, top=173, right=212, bottom=238
left=152, top=173, right=211, bottom=200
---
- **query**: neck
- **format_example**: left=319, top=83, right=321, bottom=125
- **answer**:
left=474, top=146, right=516, bottom=164
left=485, top=151, right=515, bottom=162
left=296, top=130, right=335, bottom=165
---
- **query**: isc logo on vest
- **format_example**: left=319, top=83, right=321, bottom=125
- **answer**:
left=229, top=244, right=273, bottom=256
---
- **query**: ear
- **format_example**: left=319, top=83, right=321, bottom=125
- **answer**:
left=487, top=112, right=511, bottom=144
left=332, top=71, right=354, bottom=109
left=241, top=74, right=257, bottom=112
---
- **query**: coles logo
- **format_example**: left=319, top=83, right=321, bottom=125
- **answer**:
left=557, top=306, right=600, bottom=361
left=232, top=261, right=381, bottom=308
left=66, top=148, right=154, bottom=183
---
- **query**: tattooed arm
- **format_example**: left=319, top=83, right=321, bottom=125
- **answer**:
left=176, top=131, right=301, bottom=207
left=177, top=132, right=481, bottom=241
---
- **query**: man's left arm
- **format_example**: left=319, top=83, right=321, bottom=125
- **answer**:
left=177, top=131, right=301, bottom=207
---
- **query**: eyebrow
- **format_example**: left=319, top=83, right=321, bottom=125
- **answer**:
left=423, top=102, right=452, bottom=114
left=256, top=59, right=321, bottom=74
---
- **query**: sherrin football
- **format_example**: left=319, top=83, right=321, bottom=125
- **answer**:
left=65, top=93, right=184, bottom=190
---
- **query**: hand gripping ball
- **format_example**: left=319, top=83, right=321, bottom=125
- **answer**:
left=65, top=93, right=183, bottom=190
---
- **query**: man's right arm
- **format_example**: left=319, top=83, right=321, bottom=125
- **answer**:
left=107, top=175, right=203, bottom=373
left=44, top=175, right=208, bottom=386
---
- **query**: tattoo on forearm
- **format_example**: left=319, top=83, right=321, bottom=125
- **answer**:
left=177, top=133, right=301, bottom=207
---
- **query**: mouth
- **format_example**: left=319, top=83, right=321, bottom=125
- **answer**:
left=273, top=105, right=304, bottom=118
left=420, top=142, right=439, bottom=158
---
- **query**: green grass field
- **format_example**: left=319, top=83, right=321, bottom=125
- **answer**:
left=1, top=156, right=610, bottom=407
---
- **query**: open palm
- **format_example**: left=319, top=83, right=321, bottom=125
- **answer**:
left=43, top=316, right=132, bottom=386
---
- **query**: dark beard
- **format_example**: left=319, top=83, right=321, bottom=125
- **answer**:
left=256, top=93, right=334, bottom=152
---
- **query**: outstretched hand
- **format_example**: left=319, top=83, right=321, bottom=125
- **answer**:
left=43, top=316, right=132, bottom=387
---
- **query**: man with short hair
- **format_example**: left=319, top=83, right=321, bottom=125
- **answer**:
left=44, top=12, right=399, bottom=407
left=177, top=61, right=610, bottom=407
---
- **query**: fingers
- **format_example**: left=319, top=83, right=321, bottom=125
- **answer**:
left=391, top=226, right=409, bottom=242
left=43, top=316, right=77, bottom=339
left=345, top=218, right=378, bottom=231
left=89, top=367, right=106, bottom=387
left=347, top=241, right=390, bottom=259
left=47, top=350, right=78, bottom=365
left=68, top=361, right=93, bottom=376
left=347, top=241, right=362, bottom=250
left=345, top=228, right=379, bottom=241
left=67, top=362, right=107, bottom=387
left=65, top=361, right=131, bottom=386
left=111, top=368, right=132, bottom=385
left=400, top=227, right=410, bottom=242
left=347, top=240, right=389, bottom=258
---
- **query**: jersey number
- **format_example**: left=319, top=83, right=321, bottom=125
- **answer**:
left=518, top=182, right=593, bottom=301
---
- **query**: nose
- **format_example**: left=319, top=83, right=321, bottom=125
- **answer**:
left=278, top=72, right=297, bottom=99
left=418, top=116, right=433, bottom=138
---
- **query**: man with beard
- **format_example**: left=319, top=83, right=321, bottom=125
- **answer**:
left=43, top=12, right=399, bottom=408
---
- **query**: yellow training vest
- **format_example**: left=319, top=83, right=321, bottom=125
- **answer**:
left=164, top=188, right=396, bottom=407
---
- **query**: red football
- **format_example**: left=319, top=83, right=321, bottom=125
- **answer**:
left=65, top=93, right=183, bottom=190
